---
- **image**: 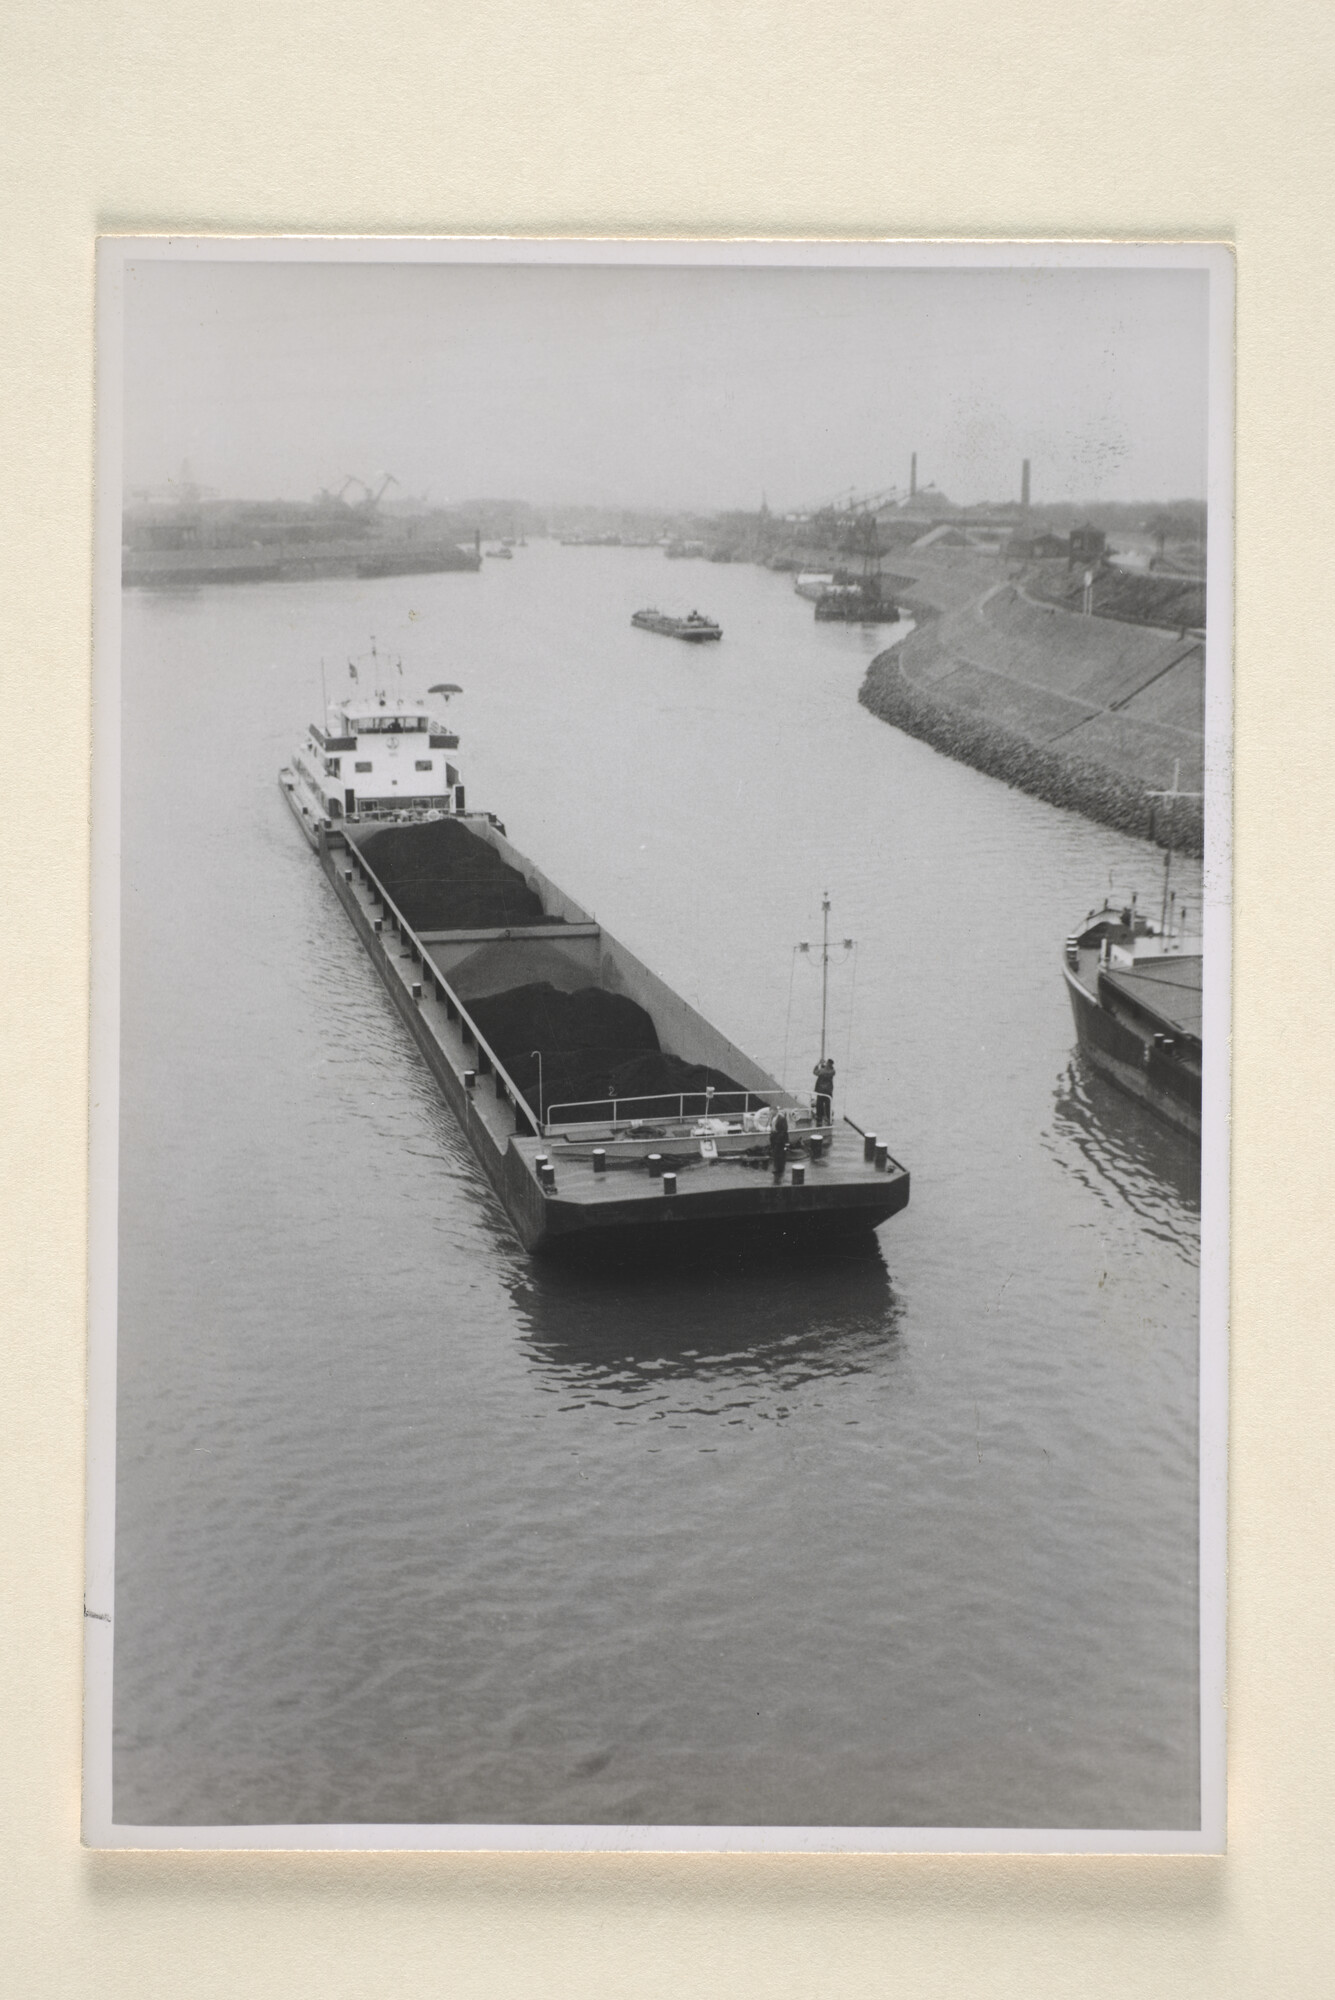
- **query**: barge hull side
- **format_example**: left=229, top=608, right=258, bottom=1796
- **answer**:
left=321, top=837, right=520, bottom=1214
left=1063, top=967, right=1202, bottom=1140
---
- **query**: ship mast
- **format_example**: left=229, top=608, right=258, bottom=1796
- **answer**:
left=1146, top=759, right=1203, bottom=938
left=820, top=891, right=831, bottom=1062
left=797, top=892, right=853, bottom=1065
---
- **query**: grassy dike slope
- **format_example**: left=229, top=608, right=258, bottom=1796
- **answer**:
left=860, top=550, right=1205, bottom=855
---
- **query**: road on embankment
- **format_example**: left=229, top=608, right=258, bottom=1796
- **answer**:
left=859, top=549, right=1205, bottom=854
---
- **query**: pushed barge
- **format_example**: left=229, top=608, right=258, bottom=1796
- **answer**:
left=281, top=676, right=909, bottom=1254
left=631, top=607, right=722, bottom=642
left=1063, top=899, right=1202, bottom=1141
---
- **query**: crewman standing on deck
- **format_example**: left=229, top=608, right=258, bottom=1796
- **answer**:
left=813, top=1057, right=836, bottom=1125
left=770, top=1107, right=790, bottom=1179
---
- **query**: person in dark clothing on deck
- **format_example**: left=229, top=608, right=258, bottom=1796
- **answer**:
left=769, top=1108, right=790, bottom=1180
left=813, top=1057, right=835, bottom=1125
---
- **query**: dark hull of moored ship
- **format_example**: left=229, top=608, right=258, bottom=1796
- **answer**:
left=813, top=587, right=899, bottom=623
left=1062, top=954, right=1202, bottom=1141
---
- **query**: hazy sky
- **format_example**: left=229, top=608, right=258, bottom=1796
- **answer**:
left=122, top=258, right=1210, bottom=511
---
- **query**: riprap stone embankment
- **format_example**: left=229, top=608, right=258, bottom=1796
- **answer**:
left=859, top=552, right=1205, bottom=856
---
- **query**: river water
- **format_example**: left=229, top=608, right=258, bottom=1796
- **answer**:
left=113, top=541, right=1203, bottom=1830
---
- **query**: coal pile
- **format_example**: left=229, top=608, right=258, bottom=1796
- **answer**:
left=359, top=817, right=550, bottom=930
left=468, top=981, right=746, bottom=1121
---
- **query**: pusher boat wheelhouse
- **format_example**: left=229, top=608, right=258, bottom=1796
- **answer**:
left=286, top=657, right=467, bottom=827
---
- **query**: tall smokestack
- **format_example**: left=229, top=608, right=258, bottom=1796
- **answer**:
left=1021, top=458, right=1031, bottom=508
left=910, top=452, right=917, bottom=498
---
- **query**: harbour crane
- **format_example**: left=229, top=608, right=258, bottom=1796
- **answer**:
left=313, top=476, right=362, bottom=509
left=810, top=483, right=902, bottom=523
left=333, top=473, right=401, bottom=511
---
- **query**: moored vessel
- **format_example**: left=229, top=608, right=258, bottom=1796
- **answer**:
left=280, top=659, right=908, bottom=1254
left=813, top=581, right=899, bottom=623
left=631, top=606, right=723, bottom=642
left=1062, top=898, right=1202, bottom=1141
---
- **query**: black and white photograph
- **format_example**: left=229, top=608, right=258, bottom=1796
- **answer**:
left=85, top=239, right=1230, bottom=1851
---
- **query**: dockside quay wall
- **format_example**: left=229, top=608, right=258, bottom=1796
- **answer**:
left=859, top=557, right=1205, bottom=857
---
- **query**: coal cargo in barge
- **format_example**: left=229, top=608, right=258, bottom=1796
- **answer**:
left=280, top=666, right=909, bottom=1255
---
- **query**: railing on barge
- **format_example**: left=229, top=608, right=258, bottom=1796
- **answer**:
left=332, top=823, right=809, bottom=1148
left=543, top=1089, right=801, bottom=1137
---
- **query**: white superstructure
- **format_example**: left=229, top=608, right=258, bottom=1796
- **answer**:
left=284, top=669, right=464, bottom=829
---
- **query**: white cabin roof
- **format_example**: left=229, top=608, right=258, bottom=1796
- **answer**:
left=327, top=692, right=447, bottom=734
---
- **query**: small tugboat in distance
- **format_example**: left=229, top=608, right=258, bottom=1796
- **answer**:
left=631, top=606, right=723, bottom=643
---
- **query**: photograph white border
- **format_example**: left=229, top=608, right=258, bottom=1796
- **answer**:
left=84, top=234, right=1232, bottom=1854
